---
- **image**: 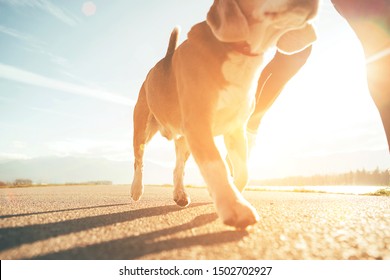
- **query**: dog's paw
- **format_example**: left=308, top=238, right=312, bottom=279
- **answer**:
left=131, top=182, right=144, bottom=201
left=173, top=189, right=191, bottom=207
left=216, top=197, right=259, bottom=229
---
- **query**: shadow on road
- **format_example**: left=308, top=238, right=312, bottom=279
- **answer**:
left=0, top=203, right=130, bottom=219
left=32, top=213, right=248, bottom=259
left=0, top=203, right=208, bottom=252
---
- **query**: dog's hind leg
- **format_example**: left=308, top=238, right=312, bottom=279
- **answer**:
left=173, top=136, right=191, bottom=207
left=131, top=84, right=158, bottom=201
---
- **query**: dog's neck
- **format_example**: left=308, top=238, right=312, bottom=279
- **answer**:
left=188, top=22, right=264, bottom=59
left=225, top=41, right=262, bottom=57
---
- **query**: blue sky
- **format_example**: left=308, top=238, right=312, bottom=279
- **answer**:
left=0, top=0, right=389, bottom=184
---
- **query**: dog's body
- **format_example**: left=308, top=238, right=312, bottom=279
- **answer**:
left=146, top=22, right=263, bottom=139
left=132, top=0, right=319, bottom=228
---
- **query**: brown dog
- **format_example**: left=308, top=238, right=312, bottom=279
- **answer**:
left=131, top=0, right=319, bottom=228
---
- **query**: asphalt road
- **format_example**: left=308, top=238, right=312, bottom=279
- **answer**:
left=0, top=185, right=389, bottom=260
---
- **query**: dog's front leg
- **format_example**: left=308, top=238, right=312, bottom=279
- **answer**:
left=224, top=127, right=248, bottom=192
left=184, top=124, right=259, bottom=228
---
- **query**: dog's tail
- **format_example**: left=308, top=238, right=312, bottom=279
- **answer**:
left=165, top=26, right=180, bottom=57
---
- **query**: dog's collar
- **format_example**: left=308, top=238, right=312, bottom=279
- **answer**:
left=226, top=42, right=262, bottom=57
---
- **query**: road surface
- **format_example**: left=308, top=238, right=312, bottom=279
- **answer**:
left=0, top=185, right=389, bottom=259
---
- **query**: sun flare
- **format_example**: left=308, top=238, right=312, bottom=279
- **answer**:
left=247, top=7, right=389, bottom=179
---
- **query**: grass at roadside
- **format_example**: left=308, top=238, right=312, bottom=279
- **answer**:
left=364, top=188, right=390, bottom=197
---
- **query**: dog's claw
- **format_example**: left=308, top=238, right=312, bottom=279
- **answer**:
left=174, top=197, right=191, bottom=207
left=131, top=192, right=142, bottom=202
left=217, top=198, right=259, bottom=229
left=173, top=190, right=191, bottom=207
left=224, top=214, right=259, bottom=229
left=131, top=183, right=144, bottom=202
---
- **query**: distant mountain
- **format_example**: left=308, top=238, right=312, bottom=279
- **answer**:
left=0, top=149, right=388, bottom=185
left=249, top=149, right=390, bottom=180
left=0, top=156, right=173, bottom=184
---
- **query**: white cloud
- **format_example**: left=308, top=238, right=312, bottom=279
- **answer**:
left=0, top=25, right=41, bottom=45
left=0, top=25, right=32, bottom=41
left=1, top=0, right=80, bottom=26
left=0, top=24, right=71, bottom=68
left=46, top=138, right=131, bottom=159
left=29, top=106, right=83, bottom=119
left=12, top=141, right=27, bottom=149
left=0, top=63, right=135, bottom=106
left=0, top=152, right=31, bottom=161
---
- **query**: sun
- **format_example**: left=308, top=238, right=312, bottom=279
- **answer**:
left=82, top=1, right=97, bottom=17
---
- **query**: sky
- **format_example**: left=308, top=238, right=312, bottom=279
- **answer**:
left=0, top=0, right=389, bottom=184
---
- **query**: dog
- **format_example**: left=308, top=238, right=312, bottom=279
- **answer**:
left=131, top=0, right=319, bottom=228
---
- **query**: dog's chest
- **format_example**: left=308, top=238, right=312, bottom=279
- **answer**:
left=214, top=54, right=263, bottom=134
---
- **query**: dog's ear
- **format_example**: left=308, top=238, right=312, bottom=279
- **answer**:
left=207, top=0, right=249, bottom=42
left=276, top=24, right=317, bottom=54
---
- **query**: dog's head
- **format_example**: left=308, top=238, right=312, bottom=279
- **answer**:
left=207, top=0, right=319, bottom=54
